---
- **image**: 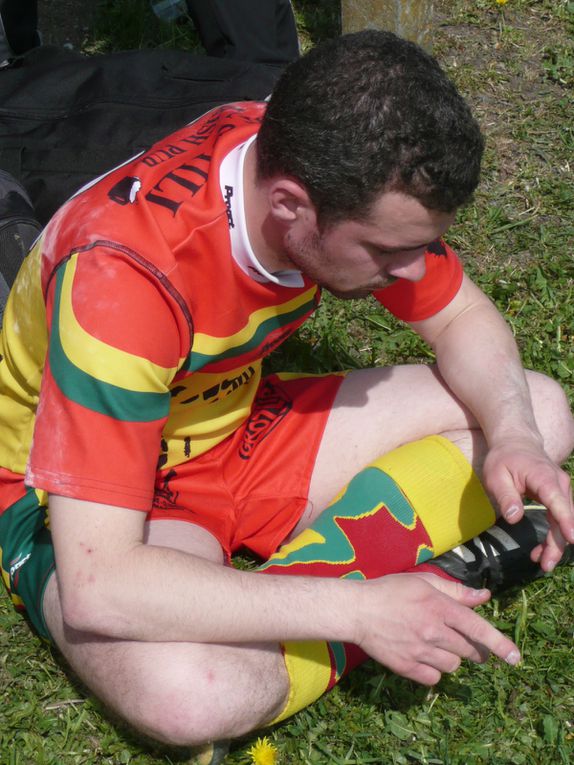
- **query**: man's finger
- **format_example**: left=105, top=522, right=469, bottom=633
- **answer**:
left=484, top=469, right=524, bottom=524
left=497, top=487, right=525, bottom=524
left=446, top=605, right=521, bottom=667
left=538, top=518, right=567, bottom=572
left=406, top=663, right=442, bottom=687
left=422, top=647, right=462, bottom=675
left=466, top=638, right=490, bottom=664
left=530, top=542, right=543, bottom=564
left=416, top=572, right=491, bottom=607
left=436, top=626, right=492, bottom=665
left=412, top=574, right=520, bottom=664
left=535, top=483, right=574, bottom=544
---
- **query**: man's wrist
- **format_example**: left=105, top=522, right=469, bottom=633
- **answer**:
left=301, top=576, right=365, bottom=645
left=486, top=426, right=544, bottom=451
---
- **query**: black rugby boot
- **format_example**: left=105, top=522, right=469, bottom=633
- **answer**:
left=430, top=504, right=574, bottom=593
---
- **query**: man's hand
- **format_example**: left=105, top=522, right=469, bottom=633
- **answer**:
left=482, top=439, right=574, bottom=572
left=354, top=572, right=520, bottom=686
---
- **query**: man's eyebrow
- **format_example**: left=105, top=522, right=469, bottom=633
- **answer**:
left=373, top=241, right=432, bottom=254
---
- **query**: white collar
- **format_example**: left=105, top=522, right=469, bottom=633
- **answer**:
left=219, top=135, right=304, bottom=287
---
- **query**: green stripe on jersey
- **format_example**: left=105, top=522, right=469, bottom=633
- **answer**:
left=49, top=266, right=170, bottom=422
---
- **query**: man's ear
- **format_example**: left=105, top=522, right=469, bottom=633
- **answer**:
left=267, top=177, right=317, bottom=226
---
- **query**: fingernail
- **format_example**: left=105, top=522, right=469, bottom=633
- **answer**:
left=465, top=587, right=489, bottom=600
left=505, top=505, right=520, bottom=521
left=505, top=650, right=521, bottom=666
left=546, top=560, right=556, bottom=572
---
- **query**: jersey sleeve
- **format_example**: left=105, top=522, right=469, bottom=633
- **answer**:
left=373, top=239, right=463, bottom=322
left=26, top=248, right=186, bottom=510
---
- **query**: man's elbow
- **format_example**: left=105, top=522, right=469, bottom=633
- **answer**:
left=58, top=579, right=121, bottom=636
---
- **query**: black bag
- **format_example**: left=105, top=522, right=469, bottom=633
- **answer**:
left=0, top=45, right=280, bottom=224
left=0, top=168, right=41, bottom=320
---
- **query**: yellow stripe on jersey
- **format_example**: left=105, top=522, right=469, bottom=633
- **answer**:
left=58, top=254, right=183, bottom=392
left=189, top=287, right=318, bottom=367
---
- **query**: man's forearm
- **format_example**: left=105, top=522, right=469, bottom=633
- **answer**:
left=438, top=307, right=539, bottom=442
left=47, top=492, right=522, bottom=681
left=423, top=282, right=542, bottom=448
left=55, top=532, right=360, bottom=645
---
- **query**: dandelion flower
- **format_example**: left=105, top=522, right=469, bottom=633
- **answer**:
left=247, top=736, right=279, bottom=765
left=496, top=0, right=508, bottom=5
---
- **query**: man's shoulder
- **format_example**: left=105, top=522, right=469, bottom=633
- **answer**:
left=158, top=101, right=266, bottom=150
left=49, top=101, right=266, bottom=230
left=36, top=101, right=267, bottom=308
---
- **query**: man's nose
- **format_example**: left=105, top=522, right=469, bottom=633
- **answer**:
left=385, top=249, right=427, bottom=282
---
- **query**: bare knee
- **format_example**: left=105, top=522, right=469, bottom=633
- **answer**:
left=44, top=568, right=290, bottom=747
left=124, top=642, right=289, bottom=747
left=44, top=579, right=289, bottom=747
left=527, top=370, right=574, bottom=463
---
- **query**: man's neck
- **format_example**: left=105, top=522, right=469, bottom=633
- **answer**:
left=243, top=141, right=291, bottom=275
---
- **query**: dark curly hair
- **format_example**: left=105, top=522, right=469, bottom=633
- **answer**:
left=256, top=31, right=484, bottom=226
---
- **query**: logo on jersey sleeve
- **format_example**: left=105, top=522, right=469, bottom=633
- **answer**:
left=108, top=176, right=142, bottom=205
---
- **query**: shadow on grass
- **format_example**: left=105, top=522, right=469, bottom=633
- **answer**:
left=343, top=660, right=432, bottom=712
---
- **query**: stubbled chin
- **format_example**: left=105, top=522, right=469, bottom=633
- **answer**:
left=324, top=278, right=397, bottom=299
left=326, top=287, right=374, bottom=300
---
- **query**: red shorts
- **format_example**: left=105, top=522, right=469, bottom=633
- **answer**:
left=151, top=372, right=345, bottom=559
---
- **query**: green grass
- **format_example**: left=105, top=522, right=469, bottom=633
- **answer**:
left=2, top=1, right=574, bottom=763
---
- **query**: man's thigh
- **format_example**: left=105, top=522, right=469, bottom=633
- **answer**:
left=300, top=363, right=567, bottom=533
left=301, top=363, right=477, bottom=531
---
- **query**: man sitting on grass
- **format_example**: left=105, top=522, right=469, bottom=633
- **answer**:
left=0, top=30, right=572, bottom=758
